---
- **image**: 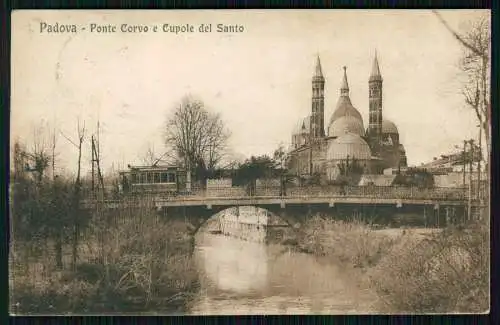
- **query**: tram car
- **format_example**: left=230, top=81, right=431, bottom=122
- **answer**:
left=119, top=165, right=188, bottom=196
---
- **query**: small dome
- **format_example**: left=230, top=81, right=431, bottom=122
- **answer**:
left=328, top=116, right=365, bottom=137
left=327, top=133, right=372, bottom=161
left=329, top=96, right=363, bottom=125
left=292, top=116, right=311, bottom=135
left=382, top=119, right=399, bottom=134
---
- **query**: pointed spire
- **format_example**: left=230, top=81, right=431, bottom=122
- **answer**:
left=341, top=66, right=349, bottom=96
left=314, top=54, right=324, bottom=78
left=370, top=50, right=382, bottom=82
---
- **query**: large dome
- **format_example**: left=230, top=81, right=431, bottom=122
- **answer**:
left=329, top=96, right=363, bottom=125
left=382, top=119, right=399, bottom=134
left=292, top=116, right=311, bottom=135
left=364, top=119, right=399, bottom=135
left=328, top=116, right=365, bottom=138
left=327, top=133, right=372, bottom=161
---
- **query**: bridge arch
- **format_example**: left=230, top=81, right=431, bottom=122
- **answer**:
left=188, top=205, right=300, bottom=238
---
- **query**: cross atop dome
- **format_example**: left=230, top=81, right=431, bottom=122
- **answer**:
left=341, top=66, right=349, bottom=96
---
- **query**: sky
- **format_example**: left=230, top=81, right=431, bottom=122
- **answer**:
left=11, top=9, right=490, bottom=176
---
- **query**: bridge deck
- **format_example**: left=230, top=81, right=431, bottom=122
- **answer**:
left=81, top=195, right=469, bottom=209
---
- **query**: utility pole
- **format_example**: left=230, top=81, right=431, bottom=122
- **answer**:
left=463, top=140, right=467, bottom=188
left=477, top=123, right=482, bottom=201
left=91, top=134, right=105, bottom=200
left=309, top=136, right=313, bottom=178
left=97, top=122, right=105, bottom=197
left=91, top=135, right=95, bottom=200
left=468, top=139, right=474, bottom=221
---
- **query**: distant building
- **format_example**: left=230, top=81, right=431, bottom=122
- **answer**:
left=288, top=54, right=408, bottom=182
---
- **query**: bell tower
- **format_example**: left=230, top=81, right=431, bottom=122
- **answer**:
left=368, top=51, right=383, bottom=154
left=311, top=55, right=325, bottom=139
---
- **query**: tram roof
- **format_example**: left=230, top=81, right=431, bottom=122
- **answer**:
left=120, top=165, right=184, bottom=173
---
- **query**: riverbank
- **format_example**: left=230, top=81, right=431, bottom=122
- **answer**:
left=291, top=215, right=489, bottom=313
left=10, top=212, right=200, bottom=315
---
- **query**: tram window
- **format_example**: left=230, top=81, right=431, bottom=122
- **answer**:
left=167, top=173, right=175, bottom=183
left=154, top=172, right=161, bottom=183
left=131, top=173, right=137, bottom=183
left=161, top=172, right=169, bottom=183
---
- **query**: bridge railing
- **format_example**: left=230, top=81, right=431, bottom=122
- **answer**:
left=149, top=185, right=469, bottom=201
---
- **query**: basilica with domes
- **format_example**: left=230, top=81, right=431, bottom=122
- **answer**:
left=288, top=54, right=408, bottom=182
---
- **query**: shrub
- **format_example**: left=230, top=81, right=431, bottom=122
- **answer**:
left=297, top=215, right=400, bottom=268
left=10, top=203, right=200, bottom=314
left=368, top=221, right=489, bottom=313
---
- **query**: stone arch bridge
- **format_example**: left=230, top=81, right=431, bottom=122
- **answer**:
left=81, top=185, right=476, bottom=236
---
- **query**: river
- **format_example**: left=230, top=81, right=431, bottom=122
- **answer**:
left=189, top=232, right=378, bottom=315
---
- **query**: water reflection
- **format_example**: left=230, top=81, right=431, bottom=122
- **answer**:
left=196, top=236, right=269, bottom=293
left=191, top=232, right=377, bottom=315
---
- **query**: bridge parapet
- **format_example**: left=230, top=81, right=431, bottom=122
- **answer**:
left=184, top=185, right=468, bottom=201
left=183, top=185, right=463, bottom=201
left=81, top=185, right=477, bottom=208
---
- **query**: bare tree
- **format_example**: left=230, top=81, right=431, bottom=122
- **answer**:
left=25, top=124, right=51, bottom=185
left=141, top=142, right=158, bottom=166
left=60, top=119, right=86, bottom=270
left=433, top=11, right=491, bottom=177
left=164, top=95, right=231, bottom=180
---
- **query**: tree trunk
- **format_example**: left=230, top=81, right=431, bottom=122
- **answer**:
left=55, top=230, right=63, bottom=269
left=72, top=124, right=84, bottom=269
left=72, top=210, right=79, bottom=270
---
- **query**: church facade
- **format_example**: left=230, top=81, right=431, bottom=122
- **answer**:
left=288, top=54, right=408, bottom=182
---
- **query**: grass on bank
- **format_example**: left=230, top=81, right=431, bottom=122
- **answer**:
left=297, top=215, right=400, bottom=269
left=297, top=214, right=489, bottom=313
left=10, top=205, right=199, bottom=315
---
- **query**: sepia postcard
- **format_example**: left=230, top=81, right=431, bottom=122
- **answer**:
left=9, top=9, right=490, bottom=315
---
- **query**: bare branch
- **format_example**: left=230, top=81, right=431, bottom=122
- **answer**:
left=432, top=10, right=486, bottom=58
left=60, top=130, right=79, bottom=149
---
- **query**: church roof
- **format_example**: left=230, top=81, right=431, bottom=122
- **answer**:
left=330, top=96, right=363, bottom=124
left=326, top=133, right=372, bottom=161
left=382, top=119, right=399, bottom=134
left=314, top=55, right=324, bottom=79
left=292, top=116, right=311, bottom=135
left=328, top=115, right=365, bottom=138
left=369, top=51, right=383, bottom=82
left=329, top=66, right=363, bottom=125
left=359, top=174, right=397, bottom=186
